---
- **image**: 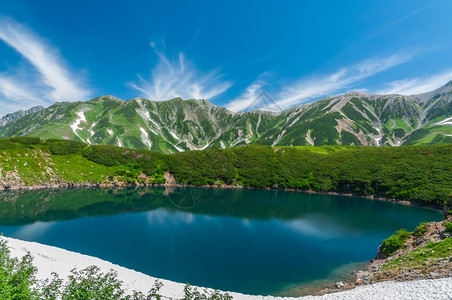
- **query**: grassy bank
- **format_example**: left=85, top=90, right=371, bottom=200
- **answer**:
left=1, top=137, right=452, bottom=208
left=369, top=219, right=452, bottom=284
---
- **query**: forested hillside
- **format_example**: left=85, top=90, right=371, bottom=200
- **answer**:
left=1, top=137, right=451, bottom=208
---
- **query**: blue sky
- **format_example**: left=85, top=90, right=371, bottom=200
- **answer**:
left=0, top=0, right=452, bottom=116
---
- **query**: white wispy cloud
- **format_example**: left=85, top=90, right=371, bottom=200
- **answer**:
left=0, top=17, right=90, bottom=116
left=273, top=53, right=414, bottom=109
left=0, top=76, right=42, bottom=105
left=129, top=43, right=232, bottom=101
left=227, top=52, right=415, bottom=112
left=375, top=70, right=452, bottom=95
left=226, top=78, right=266, bottom=112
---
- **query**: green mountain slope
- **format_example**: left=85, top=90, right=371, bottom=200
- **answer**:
left=1, top=81, right=452, bottom=152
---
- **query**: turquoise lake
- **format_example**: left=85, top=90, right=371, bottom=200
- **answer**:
left=0, top=187, right=443, bottom=296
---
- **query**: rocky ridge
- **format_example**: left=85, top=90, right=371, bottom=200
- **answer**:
left=0, top=105, right=45, bottom=127
left=1, top=81, right=452, bottom=152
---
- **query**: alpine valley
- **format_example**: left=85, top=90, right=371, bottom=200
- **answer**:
left=1, top=81, right=452, bottom=153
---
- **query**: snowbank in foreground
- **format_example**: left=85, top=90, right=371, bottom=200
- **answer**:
left=2, top=236, right=452, bottom=300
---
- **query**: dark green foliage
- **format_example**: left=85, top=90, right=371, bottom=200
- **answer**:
left=167, top=148, right=236, bottom=185
left=183, top=284, right=232, bottom=300
left=393, top=128, right=406, bottom=138
left=427, top=134, right=452, bottom=145
left=403, top=129, right=429, bottom=145
left=0, top=239, right=234, bottom=299
left=46, top=139, right=87, bottom=155
left=81, top=143, right=452, bottom=206
left=380, top=229, right=411, bottom=257
left=82, top=145, right=167, bottom=177
left=412, top=222, right=428, bottom=236
left=231, top=145, right=281, bottom=187
left=445, top=194, right=452, bottom=218
left=445, top=222, right=452, bottom=233
left=3, top=136, right=452, bottom=207
left=127, top=136, right=146, bottom=150
left=341, top=130, right=361, bottom=145
left=65, top=267, right=127, bottom=300
left=341, top=103, right=378, bottom=134
left=0, top=138, right=22, bottom=149
left=309, top=112, right=342, bottom=145
left=82, top=145, right=125, bottom=166
left=10, top=136, right=42, bottom=145
left=116, top=101, right=139, bottom=120
left=0, top=137, right=42, bottom=150
left=0, top=239, right=38, bottom=299
left=349, top=97, right=378, bottom=122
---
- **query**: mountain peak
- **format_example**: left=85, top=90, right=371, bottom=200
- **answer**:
left=342, top=90, right=372, bottom=98
left=411, top=79, right=452, bottom=102
left=0, top=105, right=45, bottom=127
left=2, top=82, right=452, bottom=150
left=90, top=95, right=124, bottom=102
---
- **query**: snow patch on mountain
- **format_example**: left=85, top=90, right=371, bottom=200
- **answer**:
left=70, top=111, right=87, bottom=143
left=116, top=137, right=123, bottom=148
left=87, top=122, right=98, bottom=145
left=306, top=129, right=314, bottom=146
left=435, top=116, right=452, bottom=126
left=169, top=130, right=179, bottom=141
left=272, top=129, right=286, bottom=146
left=139, top=127, right=152, bottom=149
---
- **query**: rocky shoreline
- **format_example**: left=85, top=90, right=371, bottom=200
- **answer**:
left=311, top=218, right=452, bottom=296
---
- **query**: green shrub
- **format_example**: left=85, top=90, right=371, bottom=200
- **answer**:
left=0, top=239, right=38, bottom=299
left=412, top=222, right=428, bottom=236
left=0, top=137, right=41, bottom=150
left=82, top=145, right=167, bottom=177
left=10, top=136, right=42, bottom=145
left=183, top=283, right=232, bottom=300
left=380, top=228, right=411, bottom=257
left=56, top=266, right=126, bottom=299
left=0, top=239, right=234, bottom=299
left=82, top=145, right=122, bottom=166
left=445, top=222, right=452, bottom=233
left=0, top=138, right=18, bottom=150
left=47, top=139, right=86, bottom=155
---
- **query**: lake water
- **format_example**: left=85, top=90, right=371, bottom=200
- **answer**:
left=0, top=187, right=443, bottom=296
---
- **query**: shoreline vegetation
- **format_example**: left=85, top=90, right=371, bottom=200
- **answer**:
left=312, top=217, right=452, bottom=296
left=1, top=136, right=452, bottom=297
left=1, top=137, right=451, bottom=212
left=0, top=236, right=234, bottom=300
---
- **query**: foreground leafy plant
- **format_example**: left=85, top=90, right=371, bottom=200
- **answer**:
left=183, top=283, right=233, bottom=300
left=0, top=239, right=38, bottom=299
left=0, top=239, right=233, bottom=299
left=41, top=266, right=127, bottom=300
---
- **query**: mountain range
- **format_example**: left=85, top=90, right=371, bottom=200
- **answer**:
left=1, top=81, right=452, bottom=153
